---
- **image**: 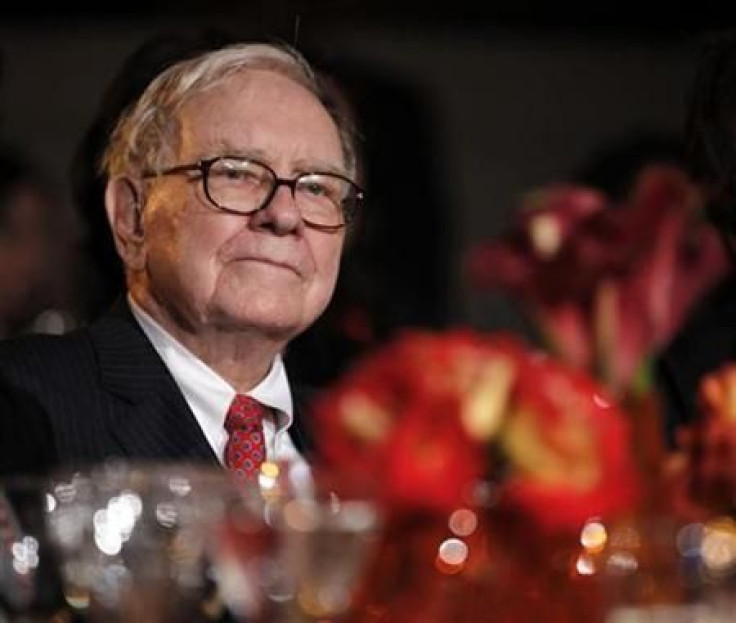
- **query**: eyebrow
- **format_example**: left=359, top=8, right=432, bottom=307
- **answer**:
left=291, top=158, right=350, bottom=178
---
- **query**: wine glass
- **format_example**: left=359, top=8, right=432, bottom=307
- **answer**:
left=45, top=460, right=263, bottom=623
left=213, top=460, right=384, bottom=623
left=0, top=475, right=71, bottom=622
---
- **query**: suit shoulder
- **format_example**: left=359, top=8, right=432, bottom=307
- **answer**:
left=0, top=327, right=97, bottom=389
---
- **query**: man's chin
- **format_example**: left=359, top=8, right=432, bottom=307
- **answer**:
left=209, top=308, right=305, bottom=341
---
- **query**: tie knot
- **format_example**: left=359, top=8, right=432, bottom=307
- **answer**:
left=225, top=394, right=267, bottom=434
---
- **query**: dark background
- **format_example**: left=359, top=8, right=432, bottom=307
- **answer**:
left=0, top=4, right=727, bottom=33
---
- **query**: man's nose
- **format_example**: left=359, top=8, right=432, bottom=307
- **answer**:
left=249, top=184, right=302, bottom=234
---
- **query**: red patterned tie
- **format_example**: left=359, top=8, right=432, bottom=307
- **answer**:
left=224, top=394, right=267, bottom=481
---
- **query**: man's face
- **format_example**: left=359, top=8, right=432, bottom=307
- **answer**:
left=130, top=69, right=347, bottom=342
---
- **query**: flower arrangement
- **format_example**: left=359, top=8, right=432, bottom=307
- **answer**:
left=305, top=164, right=734, bottom=621
left=464, top=164, right=729, bottom=398
left=310, top=328, right=639, bottom=533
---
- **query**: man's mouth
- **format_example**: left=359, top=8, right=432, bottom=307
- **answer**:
left=233, top=255, right=301, bottom=277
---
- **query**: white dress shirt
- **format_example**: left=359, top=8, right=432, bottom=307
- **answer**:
left=128, top=295, right=307, bottom=469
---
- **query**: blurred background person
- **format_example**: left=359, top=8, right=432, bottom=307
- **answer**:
left=0, top=142, right=77, bottom=338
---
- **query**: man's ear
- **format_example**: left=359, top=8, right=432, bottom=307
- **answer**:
left=105, top=177, right=146, bottom=271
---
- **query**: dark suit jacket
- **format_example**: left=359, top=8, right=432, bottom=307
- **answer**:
left=0, top=299, right=313, bottom=476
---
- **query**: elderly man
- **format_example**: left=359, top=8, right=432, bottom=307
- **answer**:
left=0, top=42, right=363, bottom=477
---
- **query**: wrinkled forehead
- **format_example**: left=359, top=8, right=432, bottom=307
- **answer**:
left=170, top=68, right=348, bottom=170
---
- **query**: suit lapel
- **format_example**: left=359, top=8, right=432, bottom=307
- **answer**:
left=288, top=382, right=316, bottom=460
left=90, top=300, right=218, bottom=464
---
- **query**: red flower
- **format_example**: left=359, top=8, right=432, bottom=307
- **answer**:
left=383, top=393, right=485, bottom=512
left=465, top=165, right=730, bottom=396
left=465, top=185, right=608, bottom=306
left=498, top=352, right=640, bottom=532
left=310, top=329, right=515, bottom=514
left=309, top=329, right=640, bottom=530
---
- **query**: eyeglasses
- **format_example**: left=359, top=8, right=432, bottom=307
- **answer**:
left=142, top=156, right=364, bottom=231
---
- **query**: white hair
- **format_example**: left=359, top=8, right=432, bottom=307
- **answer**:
left=102, top=42, right=357, bottom=180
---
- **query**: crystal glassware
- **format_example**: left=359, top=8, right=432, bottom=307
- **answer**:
left=0, top=474, right=71, bottom=622
left=45, top=460, right=263, bottom=623
left=213, top=460, right=383, bottom=623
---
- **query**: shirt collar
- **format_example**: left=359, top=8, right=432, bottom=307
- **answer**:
left=127, top=295, right=294, bottom=431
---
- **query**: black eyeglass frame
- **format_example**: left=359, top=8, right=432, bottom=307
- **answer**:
left=141, top=155, right=364, bottom=232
